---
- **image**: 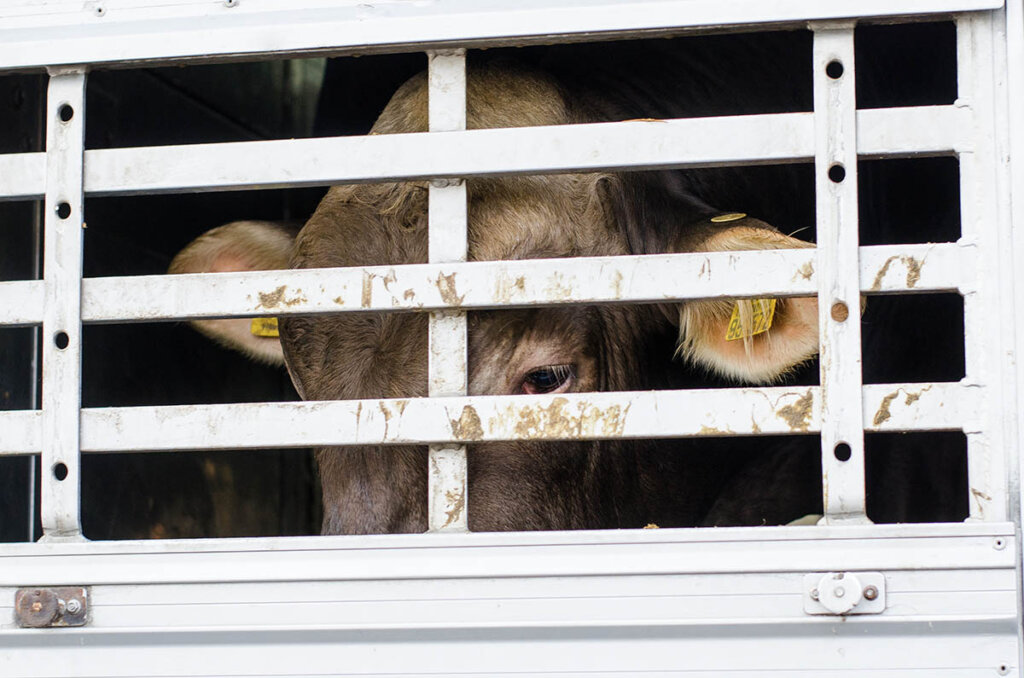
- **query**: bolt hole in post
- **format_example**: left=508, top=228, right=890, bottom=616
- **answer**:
left=825, top=59, right=845, bottom=79
left=54, top=331, right=69, bottom=350
left=828, top=163, right=846, bottom=183
left=834, top=442, right=852, bottom=462
left=55, top=202, right=71, bottom=219
left=52, top=463, right=68, bottom=481
left=57, top=104, right=74, bottom=122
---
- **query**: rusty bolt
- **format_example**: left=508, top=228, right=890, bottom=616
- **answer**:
left=830, top=301, right=849, bottom=322
left=15, top=589, right=59, bottom=628
left=863, top=585, right=879, bottom=601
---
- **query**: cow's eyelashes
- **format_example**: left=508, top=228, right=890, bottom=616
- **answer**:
left=522, top=364, right=575, bottom=395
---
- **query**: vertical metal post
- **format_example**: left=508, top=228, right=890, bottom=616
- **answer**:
left=1002, top=1, right=1024, bottom=668
left=957, top=13, right=1009, bottom=523
left=427, top=50, right=469, bottom=532
left=39, top=68, right=87, bottom=542
left=811, top=24, right=869, bottom=524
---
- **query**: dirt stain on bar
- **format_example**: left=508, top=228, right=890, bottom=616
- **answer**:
left=258, top=285, right=307, bottom=309
left=437, top=272, right=465, bottom=306
left=776, top=390, right=813, bottom=431
left=451, top=405, right=483, bottom=440
left=870, top=255, right=923, bottom=291
left=872, top=391, right=899, bottom=426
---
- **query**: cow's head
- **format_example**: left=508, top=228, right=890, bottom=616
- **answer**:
left=170, top=64, right=820, bottom=533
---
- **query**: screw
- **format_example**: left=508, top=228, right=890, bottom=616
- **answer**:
left=66, top=598, right=82, bottom=615
left=810, top=588, right=819, bottom=601
left=863, top=585, right=878, bottom=601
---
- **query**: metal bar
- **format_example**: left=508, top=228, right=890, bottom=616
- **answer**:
left=39, top=68, right=86, bottom=542
left=427, top=49, right=469, bottom=533
left=812, top=24, right=868, bottom=524
left=0, top=106, right=970, bottom=202
left=0, top=382, right=977, bottom=456
left=0, top=522, right=1013, bottom=583
left=0, top=151, right=44, bottom=201
left=84, top=113, right=817, bottom=196
left=0, top=280, right=44, bottom=325
left=1002, top=0, right=1024, bottom=666
left=0, top=0, right=1000, bottom=72
left=957, top=13, right=1009, bottom=523
left=0, top=243, right=969, bottom=327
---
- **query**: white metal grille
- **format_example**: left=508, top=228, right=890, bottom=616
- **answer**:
left=0, top=0, right=1021, bottom=675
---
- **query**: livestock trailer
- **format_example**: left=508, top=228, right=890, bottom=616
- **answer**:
left=1, top=0, right=1023, bottom=675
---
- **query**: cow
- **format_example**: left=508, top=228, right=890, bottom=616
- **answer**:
left=171, top=52, right=828, bottom=535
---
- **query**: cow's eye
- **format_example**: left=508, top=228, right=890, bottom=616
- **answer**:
left=522, top=364, right=575, bottom=395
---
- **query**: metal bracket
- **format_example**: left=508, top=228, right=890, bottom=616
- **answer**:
left=15, top=587, right=89, bottom=628
left=803, top=572, right=885, bottom=616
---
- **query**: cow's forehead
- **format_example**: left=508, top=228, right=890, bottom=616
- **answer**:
left=372, top=63, right=576, bottom=136
left=466, top=174, right=628, bottom=262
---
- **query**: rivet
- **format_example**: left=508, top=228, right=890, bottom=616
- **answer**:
left=863, top=585, right=878, bottom=601
left=994, top=538, right=1006, bottom=551
left=810, top=588, right=819, bottom=601
left=834, top=586, right=845, bottom=598
left=831, top=301, right=849, bottom=322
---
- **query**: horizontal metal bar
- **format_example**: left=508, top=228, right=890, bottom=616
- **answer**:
left=0, top=410, right=41, bottom=456
left=83, top=113, right=816, bottom=196
left=0, top=382, right=976, bottom=456
left=0, top=0, right=1000, bottom=72
left=0, top=151, right=44, bottom=201
left=857, top=105, right=973, bottom=158
left=0, top=106, right=966, bottom=201
left=0, top=522, right=1013, bottom=583
left=0, top=280, right=44, bottom=325
left=0, top=243, right=968, bottom=327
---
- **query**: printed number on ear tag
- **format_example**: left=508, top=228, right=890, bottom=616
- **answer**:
left=725, top=299, right=777, bottom=341
left=250, top=317, right=280, bottom=338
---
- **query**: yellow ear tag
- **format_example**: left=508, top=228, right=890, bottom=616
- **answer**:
left=725, top=299, right=777, bottom=341
left=250, top=317, right=279, bottom=338
left=710, top=212, right=747, bottom=223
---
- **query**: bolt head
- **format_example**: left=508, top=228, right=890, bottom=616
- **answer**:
left=66, top=598, right=82, bottom=614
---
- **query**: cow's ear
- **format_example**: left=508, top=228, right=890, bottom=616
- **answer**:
left=168, top=220, right=295, bottom=366
left=676, top=219, right=819, bottom=383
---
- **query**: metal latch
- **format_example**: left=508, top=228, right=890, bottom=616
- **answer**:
left=803, top=572, right=885, bottom=616
left=14, top=587, right=89, bottom=628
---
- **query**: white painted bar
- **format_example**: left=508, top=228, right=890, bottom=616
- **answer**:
left=0, top=410, right=41, bottom=456
left=0, top=151, right=44, bottom=201
left=82, top=113, right=817, bottom=196
left=0, top=0, right=1001, bottom=72
left=812, top=26, right=868, bottom=524
left=957, top=14, right=1009, bottom=522
left=39, top=69, right=86, bottom=542
left=0, top=106, right=969, bottom=202
left=0, top=243, right=967, bottom=327
left=0, top=280, right=43, bottom=325
left=427, top=50, right=469, bottom=532
left=0, top=382, right=977, bottom=456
